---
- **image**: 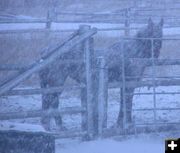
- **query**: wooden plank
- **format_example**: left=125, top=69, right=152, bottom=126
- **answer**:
left=133, top=108, right=180, bottom=111
left=0, top=65, right=29, bottom=71
left=0, top=107, right=86, bottom=120
left=109, top=79, right=180, bottom=89
left=97, top=57, right=108, bottom=136
left=79, top=26, right=88, bottom=133
left=0, top=19, right=47, bottom=23
left=0, top=24, right=179, bottom=34
left=124, top=9, right=130, bottom=36
left=129, top=58, right=180, bottom=66
left=127, top=91, right=180, bottom=96
left=2, top=85, right=85, bottom=96
left=0, top=27, right=97, bottom=96
left=1, top=58, right=180, bottom=71
left=0, top=29, right=75, bottom=34
left=0, top=60, right=83, bottom=71
left=83, top=25, right=94, bottom=137
left=41, top=30, right=79, bottom=59
left=101, top=123, right=180, bottom=138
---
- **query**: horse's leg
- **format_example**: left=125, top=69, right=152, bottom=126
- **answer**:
left=39, top=66, right=68, bottom=131
left=41, top=94, right=51, bottom=131
left=126, top=87, right=134, bottom=125
left=117, top=87, right=134, bottom=128
left=50, top=93, right=63, bottom=129
left=41, top=93, right=63, bottom=130
left=117, top=88, right=124, bottom=128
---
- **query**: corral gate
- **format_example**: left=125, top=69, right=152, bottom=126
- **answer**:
left=0, top=25, right=101, bottom=139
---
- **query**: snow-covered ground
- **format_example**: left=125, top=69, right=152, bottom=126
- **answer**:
left=56, top=134, right=164, bottom=153
left=1, top=85, right=180, bottom=153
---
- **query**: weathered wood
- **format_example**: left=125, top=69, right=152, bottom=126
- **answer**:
left=82, top=25, right=95, bottom=138
left=79, top=26, right=88, bottom=133
left=131, top=91, right=180, bottom=95
left=109, top=79, right=180, bottom=88
left=0, top=65, right=29, bottom=71
left=0, top=107, right=86, bottom=120
left=124, top=8, right=130, bottom=36
left=121, top=42, right=127, bottom=130
left=1, top=58, right=180, bottom=71
left=0, top=25, right=178, bottom=34
left=41, top=30, right=79, bottom=59
left=46, top=10, right=52, bottom=29
left=129, top=58, right=180, bottom=66
left=0, top=130, right=55, bottom=153
left=0, top=60, right=83, bottom=71
left=101, top=123, right=180, bottom=138
left=0, top=19, right=47, bottom=23
left=80, top=87, right=88, bottom=131
left=133, top=108, right=180, bottom=111
left=97, top=57, right=108, bottom=136
left=2, top=85, right=85, bottom=96
left=0, top=27, right=97, bottom=96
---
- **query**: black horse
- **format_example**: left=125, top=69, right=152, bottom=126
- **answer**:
left=39, top=18, right=164, bottom=130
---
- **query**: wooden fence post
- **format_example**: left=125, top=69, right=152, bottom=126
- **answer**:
left=79, top=25, right=95, bottom=138
left=121, top=41, right=127, bottom=130
left=46, top=10, right=52, bottom=29
left=97, top=57, right=108, bottom=137
left=124, top=8, right=130, bottom=36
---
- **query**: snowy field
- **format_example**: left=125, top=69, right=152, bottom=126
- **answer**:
left=1, top=85, right=180, bottom=153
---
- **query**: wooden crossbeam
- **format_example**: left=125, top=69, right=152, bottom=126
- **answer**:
left=1, top=85, right=85, bottom=96
left=0, top=107, right=86, bottom=120
left=1, top=58, right=180, bottom=71
left=0, top=27, right=97, bottom=96
left=109, top=79, right=180, bottom=88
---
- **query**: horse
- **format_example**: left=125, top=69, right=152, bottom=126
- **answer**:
left=39, top=18, right=164, bottom=131
left=108, top=18, right=164, bottom=127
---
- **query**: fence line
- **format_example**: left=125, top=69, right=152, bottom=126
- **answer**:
left=0, top=107, right=85, bottom=120
left=1, top=85, right=85, bottom=96
left=0, top=25, right=98, bottom=139
left=1, top=58, right=180, bottom=71
left=0, top=24, right=180, bottom=34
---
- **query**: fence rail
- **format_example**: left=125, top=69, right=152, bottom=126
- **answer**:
left=0, top=107, right=86, bottom=120
left=1, top=85, right=85, bottom=96
left=1, top=6, right=180, bottom=34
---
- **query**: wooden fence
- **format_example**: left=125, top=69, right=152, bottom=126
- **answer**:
left=1, top=6, right=180, bottom=34
left=1, top=33, right=180, bottom=139
left=96, top=37, right=180, bottom=137
left=0, top=25, right=100, bottom=139
left=1, top=6, right=180, bottom=138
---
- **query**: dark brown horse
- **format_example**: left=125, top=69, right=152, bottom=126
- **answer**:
left=39, top=18, right=164, bottom=130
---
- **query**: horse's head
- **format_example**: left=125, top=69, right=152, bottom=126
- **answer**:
left=136, top=18, right=164, bottom=58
